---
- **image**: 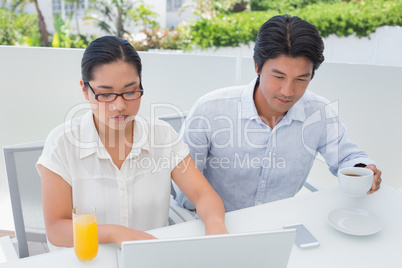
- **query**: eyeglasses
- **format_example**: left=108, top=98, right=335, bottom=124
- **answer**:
left=85, top=81, right=144, bottom=102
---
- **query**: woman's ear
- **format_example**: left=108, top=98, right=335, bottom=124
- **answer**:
left=80, top=79, right=89, bottom=101
left=254, top=60, right=259, bottom=75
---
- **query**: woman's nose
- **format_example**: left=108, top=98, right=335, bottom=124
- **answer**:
left=109, top=96, right=126, bottom=112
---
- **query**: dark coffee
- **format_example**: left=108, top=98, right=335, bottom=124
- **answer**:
left=344, top=174, right=362, bottom=177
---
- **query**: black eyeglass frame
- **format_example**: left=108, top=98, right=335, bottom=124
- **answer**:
left=84, top=80, right=144, bottom=102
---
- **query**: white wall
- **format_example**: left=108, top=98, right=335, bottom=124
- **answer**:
left=0, top=46, right=401, bottom=230
left=324, top=26, right=402, bottom=66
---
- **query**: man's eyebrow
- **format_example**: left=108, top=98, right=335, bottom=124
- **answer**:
left=97, top=81, right=138, bottom=90
left=272, top=69, right=311, bottom=78
left=272, top=69, right=286, bottom=76
left=297, top=73, right=311, bottom=78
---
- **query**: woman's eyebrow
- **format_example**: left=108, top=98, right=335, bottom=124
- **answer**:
left=124, top=81, right=138, bottom=88
left=97, top=81, right=138, bottom=90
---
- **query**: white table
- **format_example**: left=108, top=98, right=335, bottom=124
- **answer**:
left=1, top=184, right=401, bottom=267
left=149, top=184, right=402, bottom=268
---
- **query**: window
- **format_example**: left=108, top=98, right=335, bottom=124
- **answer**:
left=167, top=0, right=183, bottom=12
left=174, top=0, right=183, bottom=9
left=52, top=0, right=62, bottom=14
left=52, top=0, right=86, bottom=17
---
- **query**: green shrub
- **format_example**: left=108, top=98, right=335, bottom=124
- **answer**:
left=250, top=0, right=342, bottom=11
left=188, top=0, right=402, bottom=49
left=297, top=0, right=402, bottom=37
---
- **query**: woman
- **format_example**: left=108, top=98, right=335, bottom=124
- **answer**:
left=37, top=36, right=227, bottom=249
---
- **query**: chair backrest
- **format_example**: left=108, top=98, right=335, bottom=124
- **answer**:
left=157, top=113, right=187, bottom=134
left=3, top=141, right=46, bottom=258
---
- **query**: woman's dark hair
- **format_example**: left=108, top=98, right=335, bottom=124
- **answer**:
left=253, top=14, right=324, bottom=78
left=81, top=36, right=142, bottom=82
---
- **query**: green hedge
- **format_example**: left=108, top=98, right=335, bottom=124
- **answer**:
left=250, top=0, right=342, bottom=12
left=188, top=0, right=402, bottom=49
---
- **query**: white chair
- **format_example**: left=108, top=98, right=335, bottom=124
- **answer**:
left=3, top=140, right=194, bottom=258
left=3, top=141, right=47, bottom=258
left=303, top=178, right=322, bottom=192
left=0, top=236, right=18, bottom=263
left=157, top=113, right=188, bottom=134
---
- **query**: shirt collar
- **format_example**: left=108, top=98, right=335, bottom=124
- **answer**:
left=79, top=111, right=150, bottom=160
left=241, top=77, right=260, bottom=119
left=240, top=77, right=307, bottom=124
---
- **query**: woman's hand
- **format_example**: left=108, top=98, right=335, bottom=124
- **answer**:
left=102, top=225, right=156, bottom=248
left=204, top=219, right=229, bottom=236
left=172, top=155, right=228, bottom=237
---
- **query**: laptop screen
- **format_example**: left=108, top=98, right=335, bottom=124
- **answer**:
left=117, top=229, right=296, bottom=268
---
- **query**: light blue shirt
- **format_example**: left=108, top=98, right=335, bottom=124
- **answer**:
left=175, top=78, right=375, bottom=212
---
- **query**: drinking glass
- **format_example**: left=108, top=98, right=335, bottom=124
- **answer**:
left=73, top=206, right=98, bottom=261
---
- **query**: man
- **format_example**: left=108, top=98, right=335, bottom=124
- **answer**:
left=175, top=14, right=382, bottom=212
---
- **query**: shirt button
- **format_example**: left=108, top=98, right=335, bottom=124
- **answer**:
left=260, top=180, right=264, bottom=184
left=257, top=202, right=262, bottom=205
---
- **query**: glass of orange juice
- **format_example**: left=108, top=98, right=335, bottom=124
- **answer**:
left=73, top=206, right=98, bottom=261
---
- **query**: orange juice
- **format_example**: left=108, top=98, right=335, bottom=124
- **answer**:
left=73, top=214, right=98, bottom=261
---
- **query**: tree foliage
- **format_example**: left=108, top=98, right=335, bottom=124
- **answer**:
left=10, top=0, right=49, bottom=46
left=0, top=7, right=41, bottom=46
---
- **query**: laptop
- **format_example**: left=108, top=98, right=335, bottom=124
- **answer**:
left=116, top=229, right=296, bottom=268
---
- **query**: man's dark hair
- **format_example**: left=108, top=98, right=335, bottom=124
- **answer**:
left=81, top=36, right=142, bottom=82
left=253, top=14, right=324, bottom=78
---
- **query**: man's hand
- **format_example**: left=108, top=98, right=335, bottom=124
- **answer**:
left=366, top=164, right=382, bottom=194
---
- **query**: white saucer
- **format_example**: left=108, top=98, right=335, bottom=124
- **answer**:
left=328, top=208, right=383, bottom=236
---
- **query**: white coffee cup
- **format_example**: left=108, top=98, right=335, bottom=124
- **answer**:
left=338, top=167, right=373, bottom=197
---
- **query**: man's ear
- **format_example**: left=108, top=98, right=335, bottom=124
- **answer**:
left=80, top=79, right=89, bottom=101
